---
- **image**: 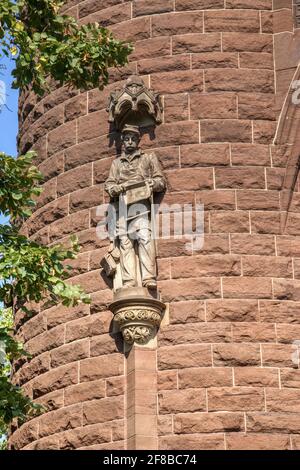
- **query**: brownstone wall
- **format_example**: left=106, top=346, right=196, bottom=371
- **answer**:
left=10, top=0, right=300, bottom=450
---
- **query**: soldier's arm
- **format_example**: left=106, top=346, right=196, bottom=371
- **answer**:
left=104, top=161, right=123, bottom=197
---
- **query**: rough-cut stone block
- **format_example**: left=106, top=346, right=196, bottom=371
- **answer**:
left=159, top=389, right=207, bottom=414
left=181, top=143, right=230, bottom=167
left=138, top=55, right=190, bottom=75
left=131, top=37, right=171, bottom=61
left=192, top=52, right=238, bottom=69
left=152, top=12, right=204, bottom=36
left=239, top=52, right=273, bottom=70
left=250, top=211, right=281, bottom=235
left=242, top=255, right=292, bottom=278
left=64, top=380, right=106, bottom=406
left=57, top=164, right=93, bottom=197
left=171, top=254, right=240, bottom=278
left=39, top=405, right=82, bottom=438
left=80, top=354, right=124, bottom=382
left=78, top=110, right=109, bottom=142
left=39, top=152, right=64, bottom=182
left=174, top=412, right=244, bottom=434
left=231, top=143, right=271, bottom=166
left=190, top=93, right=237, bottom=119
left=234, top=368, right=279, bottom=387
left=133, top=0, right=174, bottom=17
left=83, top=397, right=124, bottom=424
left=48, top=210, right=90, bottom=243
left=262, top=344, right=298, bottom=368
left=164, top=94, right=189, bottom=123
left=47, top=122, right=76, bottom=156
left=59, top=423, right=111, bottom=450
left=178, top=368, right=233, bottom=389
left=65, top=312, right=111, bottom=343
left=172, top=33, right=221, bottom=54
left=205, top=69, right=274, bottom=93
left=45, top=304, right=90, bottom=329
left=158, top=370, right=178, bottom=391
left=160, top=434, right=225, bottom=450
left=206, top=299, right=259, bottom=322
left=65, top=94, right=87, bottom=121
left=222, top=33, right=273, bottom=52
left=151, top=70, right=204, bottom=94
left=169, top=301, right=205, bottom=324
left=159, top=323, right=232, bottom=345
left=159, top=278, right=221, bottom=302
left=176, top=0, right=224, bottom=10
left=230, top=234, right=275, bottom=255
left=79, top=0, right=121, bottom=18
left=266, top=389, right=300, bottom=412
left=158, top=344, right=212, bottom=370
left=204, top=10, right=260, bottom=33
left=26, top=325, right=65, bottom=357
left=32, top=364, right=78, bottom=398
left=210, top=211, right=250, bottom=233
left=247, top=412, right=300, bottom=434
left=167, top=168, right=213, bottom=192
left=80, top=3, right=131, bottom=27
left=226, top=433, right=290, bottom=450
left=196, top=190, right=236, bottom=210
left=109, top=17, right=151, bottom=42
left=10, top=421, right=39, bottom=450
left=222, top=277, right=273, bottom=299
left=90, top=333, right=120, bottom=356
left=236, top=191, right=280, bottom=211
left=35, top=389, right=64, bottom=412
left=213, top=344, right=261, bottom=367
left=232, top=323, right=275, bottom=342
left=50, top=339, right=90, bottom=368
left=201, top=119, right=252, bottom=143
left=208, top=387, right=265, bottom=411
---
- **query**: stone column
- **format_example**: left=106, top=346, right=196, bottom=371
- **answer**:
left=126, top=347, right=158, bottom=450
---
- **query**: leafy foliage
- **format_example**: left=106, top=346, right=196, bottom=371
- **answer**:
left=0, top=308, right=42, bottom=449
left=0, top=154, right=90, bottom=443
left=0, top=226, right=91, bottom=308
left=0, top=151, right=91, bottom=309
left=0, top=151, right=43, bottom=221
left=0, top=0, right=132, bottom=94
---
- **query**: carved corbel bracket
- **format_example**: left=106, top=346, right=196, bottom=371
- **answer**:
left=107, top=75, right=163, bottom=130
left=110, top=288, right=165, bottom=346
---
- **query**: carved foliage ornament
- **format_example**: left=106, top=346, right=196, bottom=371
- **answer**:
left=111, top=300, right=165, bottom=346
left=107, top=75, right=163, bottom=130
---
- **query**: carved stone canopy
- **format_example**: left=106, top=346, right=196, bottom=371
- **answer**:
left=107, top=75, right=163, bottom=130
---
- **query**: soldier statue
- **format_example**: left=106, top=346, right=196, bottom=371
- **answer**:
left=103, top=124, right=166, bottom=291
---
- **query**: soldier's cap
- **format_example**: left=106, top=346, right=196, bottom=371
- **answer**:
left=121, top=124, right=140, bottom=136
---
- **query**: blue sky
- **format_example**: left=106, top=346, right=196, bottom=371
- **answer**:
left=0, top=55, right=18, bottom=225
left=0, top=55, right=18, bottom=155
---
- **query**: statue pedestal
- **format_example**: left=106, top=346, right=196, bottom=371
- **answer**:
left=110, top=287, right=165, bottom=347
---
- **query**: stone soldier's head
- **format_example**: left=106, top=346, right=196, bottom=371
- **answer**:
left=121, top=124, right=140, bottom=154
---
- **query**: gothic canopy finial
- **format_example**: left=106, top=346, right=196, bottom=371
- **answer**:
left=107, top=75, right=163, bottom=130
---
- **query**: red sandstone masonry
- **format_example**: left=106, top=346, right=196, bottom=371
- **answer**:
left=12, top=0, right=300, bottom=452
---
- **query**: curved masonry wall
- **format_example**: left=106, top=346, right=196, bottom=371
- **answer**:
left=10, top=0, right=300, bottom=450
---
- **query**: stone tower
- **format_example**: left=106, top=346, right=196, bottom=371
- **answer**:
left=10, top=0, right=300, bottom=450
